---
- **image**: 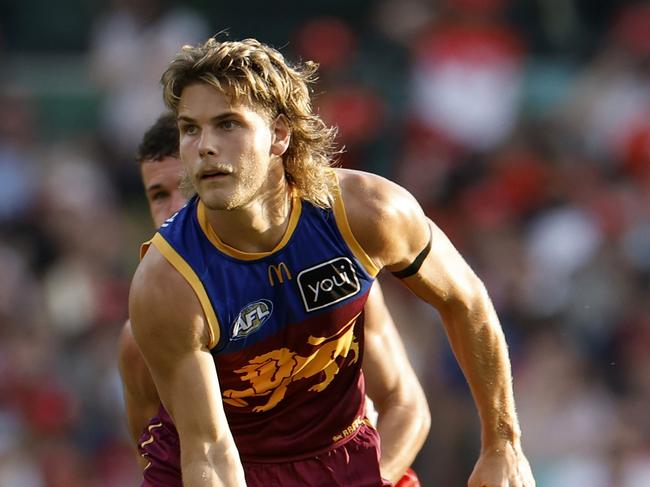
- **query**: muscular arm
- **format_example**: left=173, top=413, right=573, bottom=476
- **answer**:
left=117, top=321, right=160, bottom=469
left=406, top=220, right=534, bottom=486
left=129, top=247, right=246, bottom=487
left=339, top=169, right=534, bottom=487
left=363, top=280, right=430, bottom=484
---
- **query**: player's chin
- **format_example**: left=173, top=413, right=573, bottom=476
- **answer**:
left=195, top=182, right=223, bottom=204
left=200, top=190, right=243, bottom=211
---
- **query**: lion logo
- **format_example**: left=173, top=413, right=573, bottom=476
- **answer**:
left=222, top=313, right=360, bottom=412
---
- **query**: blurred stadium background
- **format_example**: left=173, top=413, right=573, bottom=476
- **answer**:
left=1, top=0, right=649, bottom=485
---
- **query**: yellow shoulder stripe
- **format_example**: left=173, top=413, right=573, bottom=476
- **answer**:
left=331, top=175, right=380, bottom=277
left=151, top=233, right=220, bottom=349
left=139, top=239, right=152, bottom=260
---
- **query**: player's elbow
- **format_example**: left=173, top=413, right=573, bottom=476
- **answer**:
left=416, top=391, right=431, bottom=442
left=443, top=272, right=496, bottom=324
left=119, top=322, right=138, bottom=359
left=118, top=321, right=143, bottom=379
left=386, top=380, right=431, bottom=452
left=409, top=379, right=431, bottom=445
left=382, top=377, right=431, bottom=443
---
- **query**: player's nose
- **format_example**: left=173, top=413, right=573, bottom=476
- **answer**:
left=198, top=128, right=219, bottom=159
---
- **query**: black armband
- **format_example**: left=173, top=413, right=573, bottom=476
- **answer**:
left=391, top=226, right=432, bottom=279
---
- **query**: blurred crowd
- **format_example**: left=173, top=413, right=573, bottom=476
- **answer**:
left=1, top=0, right=649, bottom=485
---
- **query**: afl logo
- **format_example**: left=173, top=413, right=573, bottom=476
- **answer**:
left=231, top=299, right=273, bottom=340
left=297, top=257, right=360, bottom=312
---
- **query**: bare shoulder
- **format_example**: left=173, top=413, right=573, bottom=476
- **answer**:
left=129, top=246, right=210, bottom=354
left=335, top=168, right=429, bottom=271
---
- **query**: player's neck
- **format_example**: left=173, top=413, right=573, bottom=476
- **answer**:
left=203, top=165, right=294, bottom=253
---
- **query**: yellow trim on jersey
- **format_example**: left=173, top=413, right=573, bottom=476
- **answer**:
left=151, top=233, right=220, bottom=348
left=140, top=238, right=153, bottom=260
left=331, top=175, right=380, bottom=277
left=196, top=197, right=302, bottom=260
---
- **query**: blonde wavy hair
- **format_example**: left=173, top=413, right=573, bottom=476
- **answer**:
left=161, top=37, right=340, bottom=208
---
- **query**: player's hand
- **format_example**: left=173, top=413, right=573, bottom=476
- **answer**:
left=468, top=441, right=535, bottom=487
left=395, top=468, right=421, bottom=487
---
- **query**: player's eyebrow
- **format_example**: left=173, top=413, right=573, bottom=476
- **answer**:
left=146, top=183, right=163, bottom=193
left=177, top=112, right=242, bottom=125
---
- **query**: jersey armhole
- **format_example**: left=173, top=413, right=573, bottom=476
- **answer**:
left=331, top=175, right=380, bottom=278
left=140, top=239, right=152, bottom=260
left=150, top=232, right=221, bottom=349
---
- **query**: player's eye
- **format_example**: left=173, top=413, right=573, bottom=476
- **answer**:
left=179, top=124, right=198, bottom=135
left=151, top=191, right=169, bottom=202
left=219, top=119, right=240, bottom=130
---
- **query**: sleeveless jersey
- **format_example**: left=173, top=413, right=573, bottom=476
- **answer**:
left=150, top=185, right=379, bottom=462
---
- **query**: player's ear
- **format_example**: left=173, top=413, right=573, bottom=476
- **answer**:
left=270, top=114, right=291, bottom=157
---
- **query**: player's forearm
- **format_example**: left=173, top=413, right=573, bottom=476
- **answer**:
left=181, top=443, right=247, bottom=487
left=442, top=285, right=522, bottom=450
left=375, top=389, right=430, bottom=483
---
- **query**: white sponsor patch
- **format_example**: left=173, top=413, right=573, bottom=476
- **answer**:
left=297, top=257, right=360, bottom=312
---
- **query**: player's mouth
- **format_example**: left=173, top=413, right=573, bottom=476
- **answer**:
left=199, top=167, right=232, bottom=181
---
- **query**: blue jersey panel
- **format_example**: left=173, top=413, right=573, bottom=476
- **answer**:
left=156, top=196, right=374, bottom=354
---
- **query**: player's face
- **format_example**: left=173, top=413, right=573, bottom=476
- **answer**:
left=177, top=83, right=284, bottom=211
left=141, top=156, right=187, bottom=227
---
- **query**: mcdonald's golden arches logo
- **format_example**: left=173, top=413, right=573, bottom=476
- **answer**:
left=268, top=262, right=292, bottom=286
